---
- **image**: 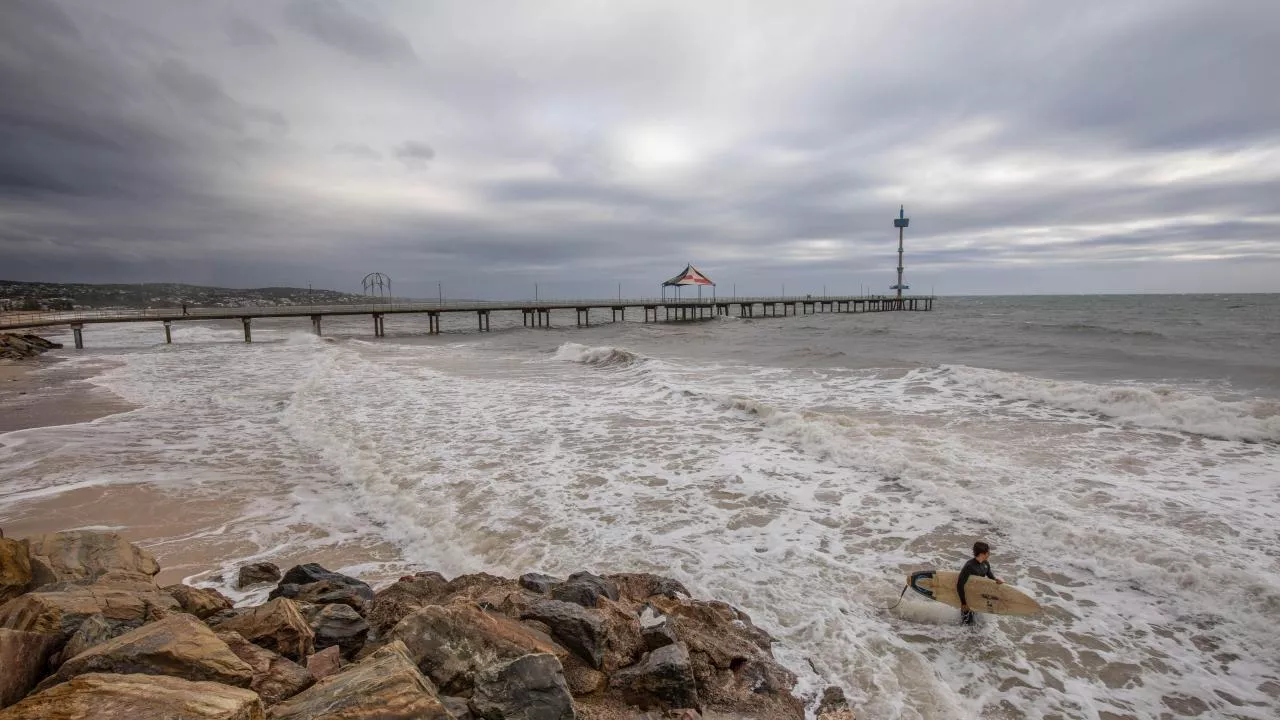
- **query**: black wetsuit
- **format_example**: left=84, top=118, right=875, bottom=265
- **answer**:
left=957, top=558, right=997, bottom=624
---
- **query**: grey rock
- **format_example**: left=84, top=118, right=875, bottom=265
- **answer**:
left=610, top=642, right=699, bottom=712
left=639, top=606, right=678, bottom=652
left=817, top=685, right=848, bottom=715
left=236, top=562, right=280, bottom=589
left=442, top=695, right=475, bottom=719
left=521, top=599, right=605, bottom=669
left=57, top=614, right=120, bottom=666
left=518, top=573, right=561, bottom=595
left=270, top=563, right=374, bottom=613
left=470, top=653, right=574, bottom=720
left=303, top=602, right=369, bottom=658
left=550, top=572, right=617, bottom=609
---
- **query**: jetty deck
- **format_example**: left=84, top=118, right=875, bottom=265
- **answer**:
left=0, top=295, right=934, bottom=348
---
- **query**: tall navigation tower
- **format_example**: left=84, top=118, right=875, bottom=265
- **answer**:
left=891, top=205, right=909, bottom=299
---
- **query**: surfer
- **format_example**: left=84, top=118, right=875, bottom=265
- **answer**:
left=958, top=541, right=1003, bottom=625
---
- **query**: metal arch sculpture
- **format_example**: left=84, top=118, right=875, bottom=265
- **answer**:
left=362, top=272, right=392, bottom=305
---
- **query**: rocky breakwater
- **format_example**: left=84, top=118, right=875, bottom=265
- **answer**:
left=0, top=530, right=855, bottom=719
left=0, top=334, right=61, bottom=361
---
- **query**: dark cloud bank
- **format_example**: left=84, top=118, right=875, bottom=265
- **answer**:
left=1, top=0, right=1278, bottom=297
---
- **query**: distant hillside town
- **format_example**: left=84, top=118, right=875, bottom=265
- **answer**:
left=0, top=280, right=367, bottom=311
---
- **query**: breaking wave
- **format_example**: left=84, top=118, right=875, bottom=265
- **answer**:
left=940, top=365, right=1280, bottom=442
left=552, top=342, right=648, bottom=367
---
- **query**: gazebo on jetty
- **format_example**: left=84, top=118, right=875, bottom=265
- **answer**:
left=660, top=263, right=716, bottom=301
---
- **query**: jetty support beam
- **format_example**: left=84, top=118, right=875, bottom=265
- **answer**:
left=70, top=323, right=84, bottom=349
left=163, top=321, right=172, bottom=344
left=241, top=317, right=252, bottom=343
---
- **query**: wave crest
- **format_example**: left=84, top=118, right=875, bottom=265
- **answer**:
left=553, top=342, right=646, bottom=367
left=940, top=365, right=1280, bottom=442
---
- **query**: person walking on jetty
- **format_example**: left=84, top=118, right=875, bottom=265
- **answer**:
left=958, top=541, right=1003, bottom=625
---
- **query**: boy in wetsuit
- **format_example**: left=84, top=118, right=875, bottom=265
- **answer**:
left=958, top=541, right=1003, bottom=625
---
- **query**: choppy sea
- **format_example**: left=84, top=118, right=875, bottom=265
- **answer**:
left=2, top=294, right=1278, bottom=719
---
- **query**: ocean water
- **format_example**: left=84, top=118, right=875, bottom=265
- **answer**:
left=2, top=294, right=1279, bottom=719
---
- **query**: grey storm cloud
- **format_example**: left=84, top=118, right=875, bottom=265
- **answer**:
left=1, top=0, right=1279, bottom=297
left=393, top=141, right=435, bottom=168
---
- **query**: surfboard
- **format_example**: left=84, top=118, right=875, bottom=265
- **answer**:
left=907, top=570, right=1041, bottom=616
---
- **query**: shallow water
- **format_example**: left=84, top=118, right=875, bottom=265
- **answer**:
left=2, top=295, right=1279, bottom=719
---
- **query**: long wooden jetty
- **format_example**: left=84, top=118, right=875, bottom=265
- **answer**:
left=0, top=295, right=934, bottom=348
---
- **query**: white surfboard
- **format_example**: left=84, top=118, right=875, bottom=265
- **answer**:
left=907, top=570, right=1041, bottom=616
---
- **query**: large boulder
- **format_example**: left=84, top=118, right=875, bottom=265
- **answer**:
left=218, top=631, right=314, bottom=706
left=36, top=612, right=253, bottom=691
left=269, top=564, right=374, bottom=613
left=0, top=537, right=32, bottom=603
left=302, top=602, right=368, bottom=658
left=0, top=570, right=179, bottom=642
left=0, top=672, right=264, bottom=720
left=0, top=628, right=58, bottom=708
left=550, top=572, right=618, bottom=609
left=521, top=600, right=605, bottom=669
left=214, top=598, right=315, bottom=663
left=237, top=562, right=282, bottom=589
left=25, top=531, right=160, bottom=586
left=609, top=643, right=699, bottom=713
left=269, top=640, right=450, bottom=720
left=366, top=572, right=450, bottom=638
left=389, top=603, right=568, bottom=695
left=167, top=584, right=234, bottom=620
left=470, top=653, right=574, bottom=720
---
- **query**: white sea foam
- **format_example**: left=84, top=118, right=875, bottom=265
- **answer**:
left=936, top=364, right=1280, bottom=442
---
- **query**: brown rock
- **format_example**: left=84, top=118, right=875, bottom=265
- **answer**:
left=0, top=628, right=58, bottom=708
left=596, top=599, right=646, bottom=673
left=36, top=613, right=253, bottom=691
left=366, top=573, right=450, bottom=638
left=215, top=597, right=315, bottom=663
left=25, top=530, right=160, bottom=587
left=817, top=685, right=849, bottom=716
left=305, top=645, right=341, bottom=681
left=606, top=574, right=690, bottom=603
left=0, top=537, right=32, bottom=604
left=0, top=570, right=179, bottom=642
left=0, top=672, right=264, bottom=719
left=269, top=640, right=450, bottom=720
left=389, top=602, right=568, bottom=695
left=561, top=654, right=606, bottom=697
left=817, top=711, right=856, bottom=720
left=218, top=631, right=314, bottom=706
left=237, top=562, right=282, bottom=589
left=645, top=596, right=800, bottom=718
left=167, top=584, right=234, bottom=619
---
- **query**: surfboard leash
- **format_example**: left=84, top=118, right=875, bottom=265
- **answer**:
left=878, top=583, right=909, bottom=611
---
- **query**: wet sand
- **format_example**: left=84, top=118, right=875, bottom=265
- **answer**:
left=0, top=358, right=136, bottom=433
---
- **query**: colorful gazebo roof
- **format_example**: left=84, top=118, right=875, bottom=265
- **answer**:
left=662, top=264, right=715, bottom=287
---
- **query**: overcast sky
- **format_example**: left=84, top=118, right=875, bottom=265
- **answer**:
left=2, top=0, right=1278, bottom=297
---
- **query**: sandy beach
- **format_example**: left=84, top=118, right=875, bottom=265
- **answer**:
left=0, top=357, right=135, bottom=433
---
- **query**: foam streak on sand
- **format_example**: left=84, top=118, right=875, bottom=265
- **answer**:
left=1, top=301, right=1279, bottom=720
